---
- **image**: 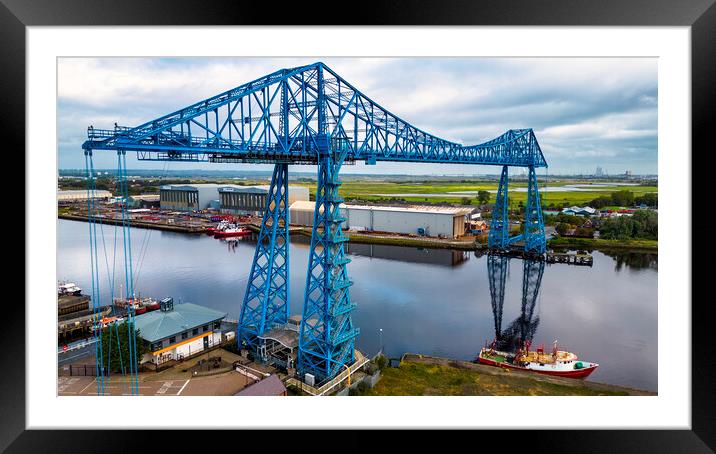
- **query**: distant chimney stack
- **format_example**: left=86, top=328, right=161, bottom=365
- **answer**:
left=160, top=297, right=174, bottom=312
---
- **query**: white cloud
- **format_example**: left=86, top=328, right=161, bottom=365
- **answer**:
left=58, top=57, right=658, bottom=174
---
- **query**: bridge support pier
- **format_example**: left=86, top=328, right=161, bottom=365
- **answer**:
left=298, top=144, right=359, bottom=384
left=488, top=165, right=518, bottom=249
left=523, top=166, right=546, bottom=254
left=238, top=163, right=290, bottom=356
left=488, top=165, right=546, bottom=254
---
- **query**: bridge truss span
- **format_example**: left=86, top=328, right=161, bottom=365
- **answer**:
left=82, top=62, right=548, bottom=384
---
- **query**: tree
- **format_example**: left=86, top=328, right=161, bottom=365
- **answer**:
left=611, top=190, right=635, bottom=207
left=98, top=321, right=149, bottom=373
left=635, top=192, right=658, bottom=208
left=476, top=190, right=491, bottom=205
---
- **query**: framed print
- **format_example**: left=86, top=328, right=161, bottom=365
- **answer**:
left=6, top=0, right=713, bottom=451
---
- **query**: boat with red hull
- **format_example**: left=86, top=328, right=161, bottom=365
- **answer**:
left=213, top=225, right=251, bottom=238
left=477, top=340, right=598, bottom=379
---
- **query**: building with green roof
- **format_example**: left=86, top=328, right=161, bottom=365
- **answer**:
left=134, top=298, right=227, bottom=365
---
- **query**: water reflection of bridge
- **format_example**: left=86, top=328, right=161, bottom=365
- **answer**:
left=488, top=253, right=545, bottom=352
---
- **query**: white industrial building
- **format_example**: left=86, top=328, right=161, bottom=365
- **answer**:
left=58, top=189, right=113, bottom=204
left=289, top=201, right=472, bottom=239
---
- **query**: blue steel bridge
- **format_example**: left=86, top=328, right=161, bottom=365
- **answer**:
left=82, top=62, right=548, bottom=387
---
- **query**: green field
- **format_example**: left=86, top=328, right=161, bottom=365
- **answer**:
left=295, top=180, right=658, bottom=208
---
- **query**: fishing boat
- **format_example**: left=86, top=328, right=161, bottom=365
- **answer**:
left=214, top=224, right=251, bottom=238
left=206, top=219, right=230, bottom=235
left=477, top=340, right=598, bottom=379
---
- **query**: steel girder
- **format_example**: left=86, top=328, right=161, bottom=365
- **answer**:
left=237, top=163, right=290, bottom=355
left=488, top=165, right=546, bottom=253
left=488, top=166, right=519, bottom=249
left=297, top=152, right=359, bottom=383
left=82, top=63, right=547, bottom=168
left=523, top=166, right=546, bottom=254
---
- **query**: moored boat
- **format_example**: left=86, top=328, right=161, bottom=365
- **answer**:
left=58, top=281, right=83, bottom=296
left=214, top=224, right=251, bottom=238
left=477, top=340, right=598, bottom=379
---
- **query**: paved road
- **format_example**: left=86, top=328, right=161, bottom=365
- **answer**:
left=57, top=342, right=96, bottom=366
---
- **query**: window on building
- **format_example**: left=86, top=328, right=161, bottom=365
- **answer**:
left=151, top=342, right=162, bottom=351
left=213, top=321, right=221, bottom=330
left=181, top=332, right=188, bottom=340
left=169, top=336, right=176, bottom=344
left=193, top=328, right=199, bottom=335
left=203, top=325, right=209, bottom=332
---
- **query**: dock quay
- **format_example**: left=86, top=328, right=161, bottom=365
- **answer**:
left=488, top=248, right=593, bottom=266
left=59, top=213, right=209, bottom=234
left=546, top=251, right=593, bottom=266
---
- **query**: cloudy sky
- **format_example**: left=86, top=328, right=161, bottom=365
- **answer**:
left=58, top=57, right=657, bottom=175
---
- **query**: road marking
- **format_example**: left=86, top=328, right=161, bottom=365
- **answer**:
left=78, top=378, right=97, bottom=394
left=177, top=379, right=190, bottom=396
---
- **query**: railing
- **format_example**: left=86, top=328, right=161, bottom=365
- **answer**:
left=285, top=350, right=368, bottom=396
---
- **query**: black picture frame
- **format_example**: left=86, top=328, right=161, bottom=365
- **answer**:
left=5, top=0, right=711, bottom=451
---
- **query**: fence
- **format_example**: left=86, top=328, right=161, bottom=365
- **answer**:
left=59, top=364, right=107, bottom=377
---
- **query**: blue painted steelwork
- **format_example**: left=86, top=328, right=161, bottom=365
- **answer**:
left=81, top=63, right=546, bottom=169
left=523, top=166, right=546, bottom=254
left=488, top=166, right=515, bottom=249
left=487, top=165, right=546, bottom=254
left=237, top=162, right=290, bottom=354
left=298, top=143, right=359, bottom=383
left=83, top=62, right=549, bottom=382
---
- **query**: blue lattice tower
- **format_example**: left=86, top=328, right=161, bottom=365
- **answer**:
left=297, top=151, right=359, bottom=383
left=488, top=166, right=513, bottom=250
left=523, top=166, right=546, bottom=254
left=238, top=162, right=290, bottom=354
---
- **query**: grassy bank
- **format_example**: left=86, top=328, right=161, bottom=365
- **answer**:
left=364, top=355, right=653, bottom=396
left=548, top=237, right=658, bottom=252
left=292, top=227, right=479, bottom=251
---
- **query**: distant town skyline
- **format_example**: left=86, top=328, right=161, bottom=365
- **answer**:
left=58, top=57, right=658, bottom=175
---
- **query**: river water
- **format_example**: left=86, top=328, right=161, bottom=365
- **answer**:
left=57, top=219, right=658, bottom=392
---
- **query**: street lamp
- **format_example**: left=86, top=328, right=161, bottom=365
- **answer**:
left=379, top=328, right=383, bottom=355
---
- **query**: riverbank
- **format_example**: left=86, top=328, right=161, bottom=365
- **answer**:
left=58, top=213, right=206, bottom=234
left=286, top=226, right=480, bottom=250
left=59, top=214, right=657, bottom=254
left=363, top=354, right=654, bottom=396
left=548, top=237, right=658, bottom=253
